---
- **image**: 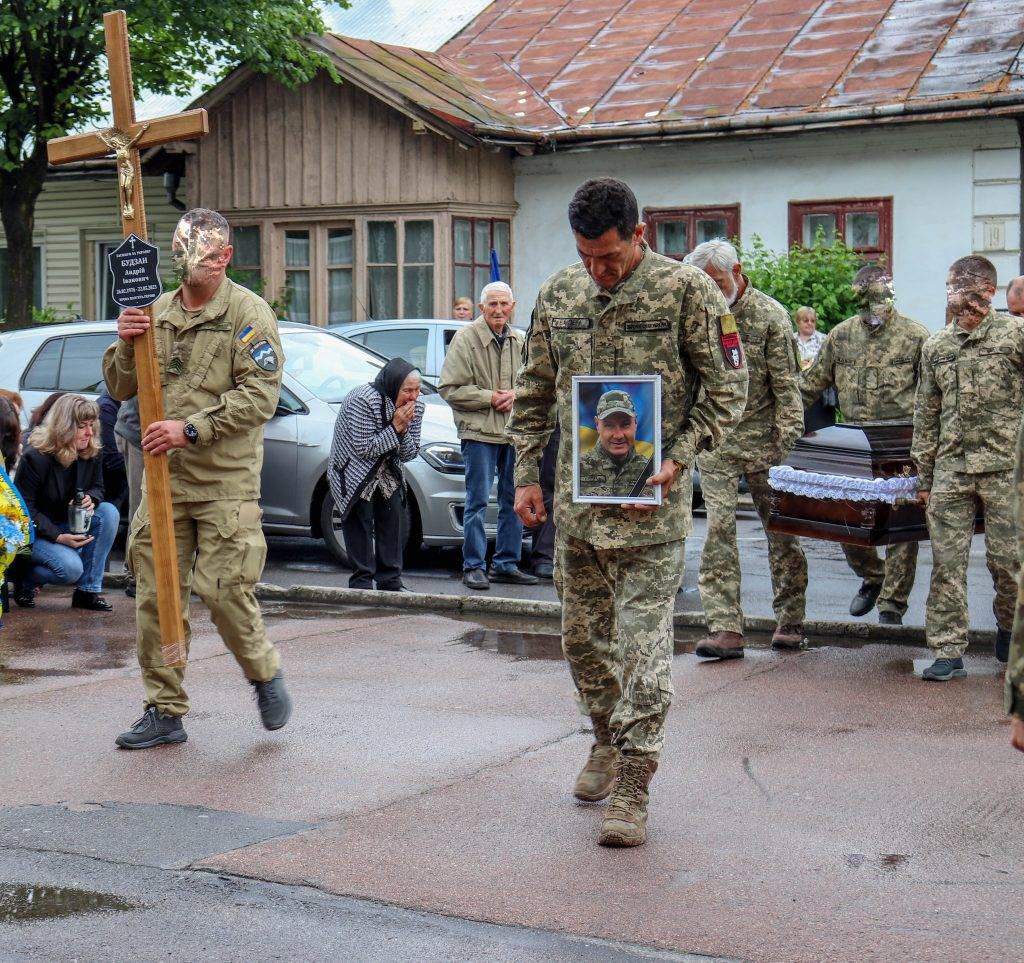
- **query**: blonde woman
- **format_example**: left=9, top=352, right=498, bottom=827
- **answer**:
left=12, top=394, right=119, bottom=611
left=793, top=306, right=826, bottom=369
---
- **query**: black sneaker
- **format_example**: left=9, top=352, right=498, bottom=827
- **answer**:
left=487, top=566, right=539, bottom=586
left=996, top=628, right=1011, bottom=664
left=922, top=657, right=967, bottom=682
left=849, top=581, right=882, bottom=617
left=878, top=610, right=902, bottom=626
left=532, top=562, right=554, bottom=580
left=125, top=578, right=137, bottom=599
left=115, top=706, right=187, bottom=749
left=463, top=568, right=489, bottom=590
left=251, top=672, right=292, bottom=731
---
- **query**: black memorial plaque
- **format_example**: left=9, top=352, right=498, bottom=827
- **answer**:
left=108, top=234, right=162, bottom=308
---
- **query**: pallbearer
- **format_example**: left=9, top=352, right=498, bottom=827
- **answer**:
left=103, top=210, right=291, bottom=747
left=801, top=265, right=929, bottom=625
left=912, top=255, right=1024, bottom=682
left=684, top=240, right=808, bottom=660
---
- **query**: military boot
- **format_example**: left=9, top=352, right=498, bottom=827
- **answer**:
left=599, top=755, right=657, bottom=847
left=694, top=631, right=744, bottom=660
left=115, top=706, right=187, bottom=749
left=573, top=715, right=618, bottom=801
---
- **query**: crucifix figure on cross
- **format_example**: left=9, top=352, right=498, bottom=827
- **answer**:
left=46, top=9, right=209, bottom=669
left=96, top=123, right=149, bottom=218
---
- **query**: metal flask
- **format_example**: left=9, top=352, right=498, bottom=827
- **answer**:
left=68, top=490, right=91, bottom=535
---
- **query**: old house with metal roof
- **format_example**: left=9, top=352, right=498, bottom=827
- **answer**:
left=11, top=0, right=1024, bottom=330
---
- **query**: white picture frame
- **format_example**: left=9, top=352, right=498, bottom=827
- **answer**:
left=571, top=374, right=662, bottom=505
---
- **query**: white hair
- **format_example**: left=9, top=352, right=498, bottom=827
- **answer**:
left=684, top=239, right=739, bottom=272
left=479, top=281, right=514, bottom=302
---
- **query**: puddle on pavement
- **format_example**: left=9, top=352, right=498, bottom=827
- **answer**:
left=0, top=884, right=137, bottom=924
left=457, top=624, right=926, bottom=662
left=0, top=666, right=87, bottom=685
left=457, top=628, right=705, bottom=660
left=260, top=602, right=407, bottom=622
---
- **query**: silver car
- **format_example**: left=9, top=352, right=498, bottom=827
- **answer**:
left=333, top=318, right=470, bottom=384
left=0, top=320, right=498, bottom=561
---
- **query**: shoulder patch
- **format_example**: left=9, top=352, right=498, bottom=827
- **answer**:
left=719, top=314, right=743, bottom=369
left=248, top=339, right=278, bottom=371
left=238, top=324, right=256, bottom=344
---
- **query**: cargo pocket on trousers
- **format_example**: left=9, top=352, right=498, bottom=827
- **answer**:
left=125, top=507, right=149, bottom=579
left=239, top=503, right=267, bottom=587
left=629, top=663, right=673, bottom=712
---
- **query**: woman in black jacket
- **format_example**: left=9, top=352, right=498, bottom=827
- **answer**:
left=328, top=358, right=424, bottom=591
left=13, top=394, right=119, bottom=611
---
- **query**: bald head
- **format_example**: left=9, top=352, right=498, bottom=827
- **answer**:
left=1007, top=276, right=1024, bottom=317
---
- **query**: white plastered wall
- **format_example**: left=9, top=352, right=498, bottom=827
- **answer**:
left=511, top=118, right=1021, bottom=332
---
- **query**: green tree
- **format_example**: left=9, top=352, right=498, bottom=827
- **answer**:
left=739, top=232, right=867, bottom=332
left=0, top=0, right=341, bottom=328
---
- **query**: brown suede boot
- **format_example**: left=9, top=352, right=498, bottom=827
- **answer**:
left=573, top=715, right=618, bottom=802
left=694, top=630, right=744, bottom=660
left=599, top=755, right=657, bottom=847
left=771, top=622, right=806, bottom=650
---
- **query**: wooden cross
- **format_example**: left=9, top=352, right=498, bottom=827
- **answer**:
left=46, top=10, right=209, bottom=668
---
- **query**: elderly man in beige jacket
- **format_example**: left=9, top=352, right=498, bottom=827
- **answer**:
left=439, top=281, right=538, bottom=590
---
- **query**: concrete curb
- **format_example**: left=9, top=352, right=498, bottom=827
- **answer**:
left=103, top=573, right=998, bottom=647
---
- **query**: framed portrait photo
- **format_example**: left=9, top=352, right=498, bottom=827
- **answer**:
left=571, top=375, right=662, bottom=505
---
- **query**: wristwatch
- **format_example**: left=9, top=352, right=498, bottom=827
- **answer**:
left=183, top=422, right=200, bottom=445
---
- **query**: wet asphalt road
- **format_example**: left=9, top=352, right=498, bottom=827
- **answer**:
left=0, top=599, right=1020, bottom=961
left=109, top=508, right=998, bottom=629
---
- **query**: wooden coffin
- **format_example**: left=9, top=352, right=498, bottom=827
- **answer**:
left=767, top=422, right=928, bottom=547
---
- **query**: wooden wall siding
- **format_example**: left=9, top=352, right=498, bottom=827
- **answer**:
left=191, top=72, right=515, bottom=212
left=0, top=175, right=181, bottom=317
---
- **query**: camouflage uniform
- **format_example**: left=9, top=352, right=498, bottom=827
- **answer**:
left=1006, top=415, right=1024, bottom=720
left=578, top=443, right=651, bottom=498
left=912, top=309, right=1024, bottom=658
left=697, top=280, right=807, bottom=633
left=103, top=278, right=283, bottom=716
left=508, top=243, right=748, bottom=760
left=801, top=309, right=929, bottom=616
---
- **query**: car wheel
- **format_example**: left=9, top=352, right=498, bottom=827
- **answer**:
left=319, top=491, right=351, bottom=567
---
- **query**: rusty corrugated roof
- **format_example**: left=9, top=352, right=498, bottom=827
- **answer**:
left=314, top=34, right=529, bottom=136
left=441, top=0, right=1024, bottom=136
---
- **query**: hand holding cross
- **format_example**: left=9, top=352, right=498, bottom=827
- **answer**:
left=46, top=10, right=209, bottom=668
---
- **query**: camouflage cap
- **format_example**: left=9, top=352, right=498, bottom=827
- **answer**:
left=596, top=389, right=637, bottom=419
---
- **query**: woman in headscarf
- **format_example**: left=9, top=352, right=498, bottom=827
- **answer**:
left=328, top=357, right=424, bottom=591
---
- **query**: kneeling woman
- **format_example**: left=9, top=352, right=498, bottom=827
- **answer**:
left=14, top=394, right=119, bottom=610
left=329, top=358, right=424, bottom=591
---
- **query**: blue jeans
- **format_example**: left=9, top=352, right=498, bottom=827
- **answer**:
left=28, top=500, right=120, bottom=593
left=461, top=440, right=522, bottom=573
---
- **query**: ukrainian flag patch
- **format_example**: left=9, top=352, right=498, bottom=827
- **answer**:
left=238, top=324, right=256, bottom=344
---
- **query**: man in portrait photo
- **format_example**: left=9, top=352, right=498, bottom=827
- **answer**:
left=577, top=388, right=653, bottom=500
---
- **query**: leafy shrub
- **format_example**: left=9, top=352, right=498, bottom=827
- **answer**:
left=738, top=232, right=866, bottom=333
